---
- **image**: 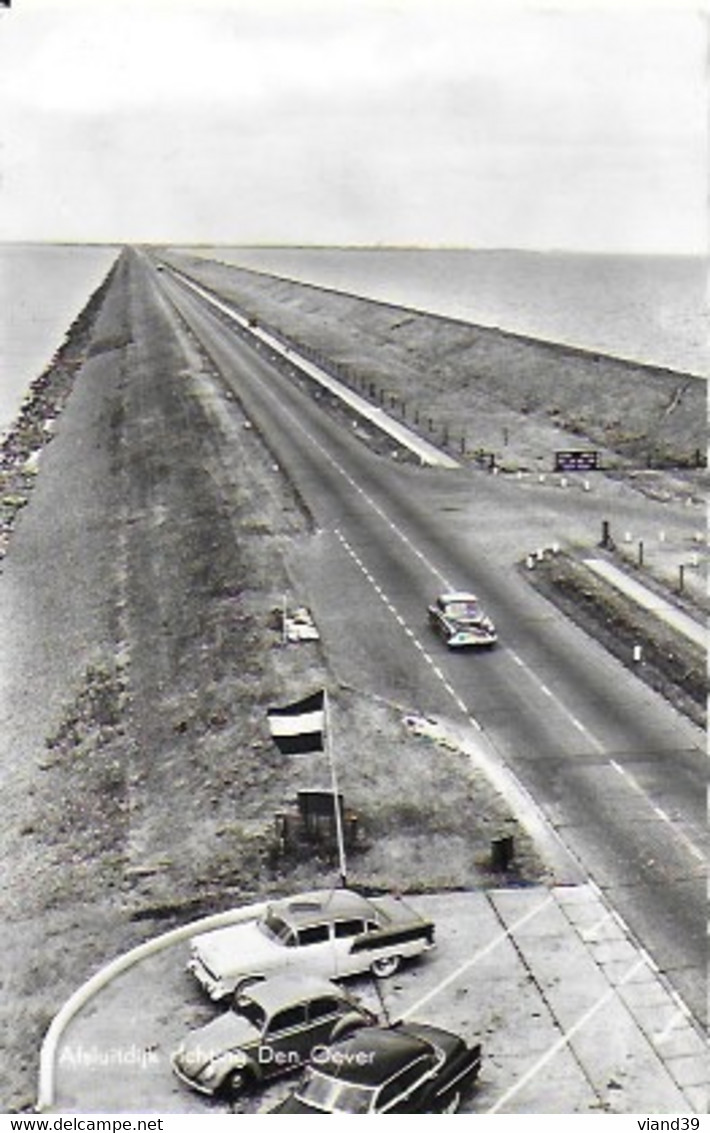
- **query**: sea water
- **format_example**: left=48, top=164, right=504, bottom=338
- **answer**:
left=190, top=247, right=709, bottom=379
left=0, top=244, right=119, bottom=435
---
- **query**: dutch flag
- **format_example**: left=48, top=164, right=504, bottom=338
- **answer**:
left=267, top=689, right=325, bottom=755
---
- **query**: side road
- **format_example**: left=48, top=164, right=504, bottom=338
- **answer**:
left=46, top=887, right=706, bottom=1115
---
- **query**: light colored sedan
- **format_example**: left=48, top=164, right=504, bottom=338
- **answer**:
left=188, top=888, right=436, bottom=1000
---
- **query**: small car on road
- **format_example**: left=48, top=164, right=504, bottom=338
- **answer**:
left=428, top=592, right=497, bottom=648
left=188, top=888, right=435, bottom=1001
left=269, top=1021, right=482, bottom=1113
left=171, top=974, right=375, bottom=1097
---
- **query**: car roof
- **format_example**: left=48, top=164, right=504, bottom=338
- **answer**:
left=316, top=1025, right=434, bottom=1085
left=244, top=974, right=347, bottom=1014
left=267, top=888, right=376, bottom=929
left=438, top=592, right=479, bottom=604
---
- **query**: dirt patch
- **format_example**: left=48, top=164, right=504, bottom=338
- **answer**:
left=521, top=550, right=706, bottom=729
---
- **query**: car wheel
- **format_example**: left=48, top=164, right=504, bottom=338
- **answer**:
left=440, top=1091, right=461, bottom=1114
left=371, top=954, right=401, bottom=978
left=225, top=1067, right=253, bottom=1097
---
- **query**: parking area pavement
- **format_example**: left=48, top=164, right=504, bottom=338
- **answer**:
left=48, top=886, right=707, bottom=1115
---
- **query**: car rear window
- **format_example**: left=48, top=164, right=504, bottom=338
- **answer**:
left=334, top=918, right=366, bottom=938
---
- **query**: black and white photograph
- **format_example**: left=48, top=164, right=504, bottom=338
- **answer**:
left=0, top=0, right=707, bottom=1121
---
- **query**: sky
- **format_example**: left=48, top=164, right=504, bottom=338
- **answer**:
left=0, top=0, right=706, bottom=252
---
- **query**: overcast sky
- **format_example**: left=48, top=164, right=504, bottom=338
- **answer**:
left=0, top=0, right=706, bottom=251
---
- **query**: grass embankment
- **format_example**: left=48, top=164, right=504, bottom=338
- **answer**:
left=522, top=551, right=706, bottom=728
left=163, top=252, right=706, bottom=473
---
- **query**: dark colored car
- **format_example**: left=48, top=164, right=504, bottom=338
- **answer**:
left=269, top=1021, right=482, bottom=1114
left=171, top=974, right=376, bottom=1097
left=428, top=592, right=497, bottom=648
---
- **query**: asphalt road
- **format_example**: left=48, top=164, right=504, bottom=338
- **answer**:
left=154, top=257, right=706, bottom=1027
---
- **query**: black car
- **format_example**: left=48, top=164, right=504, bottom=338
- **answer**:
left=269, top=1021, right=482, bottom=1114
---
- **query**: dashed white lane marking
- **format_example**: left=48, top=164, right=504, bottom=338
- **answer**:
left=508, top=647, right=602, bottom=748
left=486, top=957, right=649, bottom=1114
left=609, top=760, right=706, bottom=863
left=336, top=530, right=485, bottom=733
left=398, top=895, right=555, bottom=1022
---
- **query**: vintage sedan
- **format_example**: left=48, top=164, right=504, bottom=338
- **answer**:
left=428, top=592, right=497, bottom=648
left=188, top=888, right=435, bottom=1001
left=171, top=974, right=375, bottom=1097
left=269, top=1021, right=482, bottom=1114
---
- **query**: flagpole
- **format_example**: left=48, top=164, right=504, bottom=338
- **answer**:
left=324, top=689, right=348, bottom=887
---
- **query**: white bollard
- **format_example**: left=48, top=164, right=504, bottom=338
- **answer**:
left=633, top=644, right=642, bottom=663
left=583, top=480, right=591, bottom=491
left=560, top=477, right=568, bottom=488
left=624, top=532, right=633, bottom=543
left=659, top=530, right=666, bottom=543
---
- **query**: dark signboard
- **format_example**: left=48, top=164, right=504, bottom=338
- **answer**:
left=554, top=450, right=600, bottom=472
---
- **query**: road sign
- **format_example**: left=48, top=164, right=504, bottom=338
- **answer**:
left=554, top=450, right=600, bottom=472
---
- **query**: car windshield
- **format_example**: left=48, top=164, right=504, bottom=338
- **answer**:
left=259, top=911, right=294, bottom=945
left=296, top=1069, right=376, bottom=1114
left=446, top=600, right=480, bottom=619
left=235, top=998, right=267, bottom=1030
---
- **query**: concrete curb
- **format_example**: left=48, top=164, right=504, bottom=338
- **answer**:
left=167, top=266, right=460, bottom=470
left=36, top=899, right=268, bottom=1112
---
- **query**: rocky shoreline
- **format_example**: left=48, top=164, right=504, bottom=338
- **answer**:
left=0, top=264, right=119, bottom=565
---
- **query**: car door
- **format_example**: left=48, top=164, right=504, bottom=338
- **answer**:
left=331, top=918, right=369, bottom=976
left=261, top=1003, right=309, bottom=1079
left=292, top=922, right=337, bottom=976
left=305, top=994, right=354, bottom=1048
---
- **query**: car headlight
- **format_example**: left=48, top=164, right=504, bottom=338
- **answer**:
left=202, top=1065, right=217, bottom=1082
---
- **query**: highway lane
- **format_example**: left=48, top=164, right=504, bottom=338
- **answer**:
left=156, top=262, right=707, bottom=1024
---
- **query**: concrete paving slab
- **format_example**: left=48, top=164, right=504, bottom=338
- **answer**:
left=560, top=995, right=686, bottom=1113
left=482, top=1046, right=598, bottom=1115
left=684, top=1085, right=709, bottom=1114
left=665, top=1054, right=710, bottom=1091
